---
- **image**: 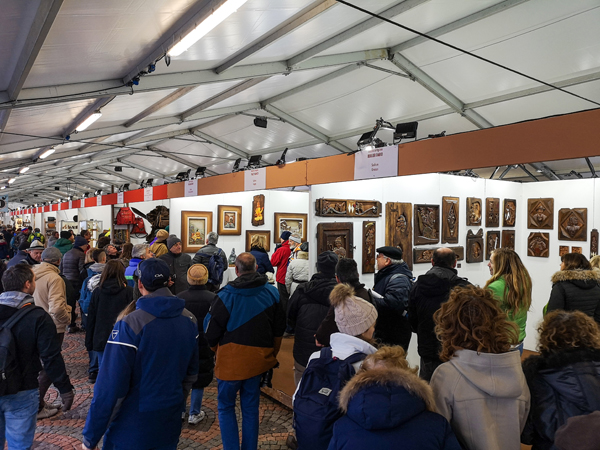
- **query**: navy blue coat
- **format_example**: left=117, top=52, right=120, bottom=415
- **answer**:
left=250, top=247, right=274, bottom=274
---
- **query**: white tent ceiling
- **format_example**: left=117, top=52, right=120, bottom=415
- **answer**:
left=1, top=0, right=599, bottom=204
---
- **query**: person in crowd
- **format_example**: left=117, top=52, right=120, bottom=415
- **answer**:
left=191, top=231, right=228, bottom=292
left=553, top=411, right=600, bottom=450
left=32, top=247, right=72, bottom=418
left=288, top=251, right=338, bottom=385
left=271, top=231, right=292, bottom=319
left=178, top=264, right=216, bottom=425
left=0, top=261, right=6, bottom=295
left=409, top=248, right=471, bottom=381
left=104, top=243, right=119, bottom=260
left=590, top=254, right=600, bottom=271
left=96, top=235, right=110, bottom=249
left=7, top=241, right=43, bottom=267
left=27, top=227, right=45, bottom=245
left=79, top=246, right=97, bottom=284
left=47, top=230, right=59, bottom=248
left=80, top=229, right=92, bottom=244
left=288, top=234, right=302, bottom=261
left=546, top=252, right=600, bottom=320
left=485, top=248, right=532, bottom=354
left=285, top=241, right=308, bottom=297
left=149, top=229, right=169, bottom=258
left=81, top=258, right=199, bottom=450
left=159, top=235, right=191, bottom=295
left=125, top=243, right=151, bottom=287
left=249, top=234, right=274, bottom=275
left=372, top=246, right=413, bottom=350
left=54, top=230, right=74, bottom=255
left=9, top=228, right=20, bottom=257
left=0, top=264, right=74, bottom=447
left=521, top=310, right=600, bottom=449
left=0, top=232, right=10, bottom=260
left=120, top=242, right=133, bottom=266
left=330, top=346, right=461, bottom=450
left=430, top=285, right=530, bottom=450
left=85, top=260, right=133, bottom=369
left=60, top=236, right=89, bottom=295
left=205, top=253, right=285, bottom=450
left=16, top=226, right=31, bottom=247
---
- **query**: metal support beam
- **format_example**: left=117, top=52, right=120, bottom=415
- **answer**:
left=518, top=164, right=539, bottom=182
left=528, top=163, right=561, bottom=180
left=489, top=166, right=500, bottom=179
left=498, top=165, right=513, bottom=180
left=149, top=148, right=219, bottom=176
left=124, top=87, right=197, bottom=127
left=191, top=130, right=249, bottom=159
left=585, top=158, right=597, bottom=178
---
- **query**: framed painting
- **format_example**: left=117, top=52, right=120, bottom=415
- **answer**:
left=181, top=211, right=213, bottom=253
left=274, top=212, right=307, bottom=243
left=317, top=222, right=353, bottom=259
left=252, top=194, right=265, bottom=226
left=245, top=230, right=271, bottom=252
left=217, top=205, right=242, bottom=236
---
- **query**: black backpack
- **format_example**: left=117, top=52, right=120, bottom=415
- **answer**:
left=0, top=305, right=36, bottom=396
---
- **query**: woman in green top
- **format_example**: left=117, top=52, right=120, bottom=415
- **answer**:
left=485, top=248, right=532, bottom=354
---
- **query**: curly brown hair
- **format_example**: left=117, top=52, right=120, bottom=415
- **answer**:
left=434, top=285, right=519, bottom=361
left=537, top=310, right=600, bottom=354
left=360, top=346, right=417, bottom=375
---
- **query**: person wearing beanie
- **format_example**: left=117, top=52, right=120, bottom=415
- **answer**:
left=149, top=229, right=169, bottom=258
left=271, top=230, right=293, bottom=326
left=287, top=251, right=339, bottom=385
left=288, top=233, right=302, bottom=261
left=159, top=234, right=192, bottom=295
left=54, top=230, right=74, bottom=255
left=177, top=264, right=217, bottom=425
left=125, top=243, right=153, bottom=287
left=191, top=231, right=228, bottom=292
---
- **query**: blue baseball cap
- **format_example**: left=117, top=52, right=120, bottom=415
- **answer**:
left=138, top=258, right=170, bottom=290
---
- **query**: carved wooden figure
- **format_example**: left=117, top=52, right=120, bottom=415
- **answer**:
left=572, top=247, right=583, bottom=254
left=317, top=222, right=353, bottom=259
left=414, top=246, right=465, bottom=263
left=486, top=198, right=500, bottom=228
left=558, top=208, right=587, bottom=241
left=502, top=230, right=515, bottom=250
left=450, top=246, right=465, bottom=262
left=363, top=221, right=376, bottom=274
left=315, top=198, right=382, bottom=218
left=466, top=198, right=482, bottom=226
left=559, top=246, right=569, bottom=257
left=442, top=197, right=459, bottom=244
left=251, top=194, right=265, bottom=226
left=385, top=202, right=413, bottom=270
left=486, top=231, right=500, bottom=260
left=527, top=232, right=549, bottom=257
left=466, top=229, right=484, bottom=263
left=528, top=198, right=554, bottom=229
left=414, top=204, right=439, bottom=245
left=503, top=199, right=517, bottom=227
left=591, top=229, right=598, bottom=257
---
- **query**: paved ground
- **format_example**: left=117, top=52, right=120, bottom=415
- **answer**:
left=34, top=326, right=294, bottom=449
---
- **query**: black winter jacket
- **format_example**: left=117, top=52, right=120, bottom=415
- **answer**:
left=60, top=246, right=86, bottom=289
left=287, top=272, right=337, bottom=366
left=159, top=251, right=192, bottom=295
left=408, top=266, right=470, bottom=361
left=85, top=279, right=133, bottom=352
left=178, top=285, right=216, bottom=389
left=249, top=246, right=274, bottom=274
left=521, top=347, right=600, bottom=449
left=547, top=269, right=600, bottom=320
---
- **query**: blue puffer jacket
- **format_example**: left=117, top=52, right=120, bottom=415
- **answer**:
left=250, top=246, right=274, bottom=274
left=329, top=367, right=461, bottom=450
left=125, top=257, right=142, bottom=287
left=82, top=287, right=199, bottom=449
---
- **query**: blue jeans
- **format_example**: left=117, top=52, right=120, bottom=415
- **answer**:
left=0, top=388, right=39, bottom=450
left=217, top=375, right=262, bottom=450
left=89, top=350, right=99, bottom=375
left=190, top=389, right=204, bottom=415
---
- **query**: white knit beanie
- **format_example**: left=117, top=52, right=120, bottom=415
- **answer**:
left=330, top=284, right=378, bottom=337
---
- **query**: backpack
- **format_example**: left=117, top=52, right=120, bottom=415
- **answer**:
left=0, top=304, right=36, bottom=396
left=31, top=233, right=43, bottom=243
left=131, top=217, right=147, bottom=235
left=79, top=273, right=102, bottom=314
left=115, top=207, right=136, bottom=225
left=207, top=249, right=226, bottom=286
left=293, top=348, right=367, bottom=450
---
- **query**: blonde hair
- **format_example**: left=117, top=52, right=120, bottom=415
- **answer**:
left=590, top=255, right=600, bottom=270
left=360, top=346, right=417, bottom=374
left=250, top=234, right=265, bottom=249
left=84, top=247, right=98, bottom=264
left=485, top=248, right=532, bottom=312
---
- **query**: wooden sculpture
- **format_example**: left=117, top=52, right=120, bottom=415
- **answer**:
left=486, top=198, right=500, bottom=228
left=591, top=229, right=598, bottom=257
left=363, top=221, right=376, bottom=274
left=503, top=199, right=516, bottom=227
left=442, top=196, right=459, bottom=244
left=572, top=247, right=583, bottom=254
left=414, top=204, right=439, bottom=245
left=317, top=222, right=353, bottom=259
left=559, top=246, right=569, bottom=257
left=486, top=231, right=500, bottom=260
left=385, top=202, right=413, bottom=270
left=414, top=246, right=464, bottom=263
left=528, top=198, right=554, bottom=229
left=315, top=198, right=382, bottom=217
left=527, top=232, right=549, bottom=257
left=466, top=229, right=484, bottom=263
left=502, top=230, right=515, bottom=250
left=558, top=208, right=587, bottom=241
left=466, top=197, right=482, bottom=226
left=252, top=194, right=265, bottom=226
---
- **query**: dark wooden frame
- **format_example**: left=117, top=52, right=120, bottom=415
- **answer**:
left=274, top=212, right=308, bottom=243
left=442, top=196, right=459, bottom=244
left=385, top=202, right=413, bottom=270
left=317, top=222, right=353, bottom=259
left=485, top=198, right=500, bottom=228
left=182, top=211, right=213, bottom=253
left=362, top=221, right=376, bottom=274
left=572, top=246, right=583, bottom=254
left=527, top=232, right=549, bottom=257
left=315, top=198, right=382, bottom=218
left=217, top=205, right=242, bottom=236
left=466, top=197, right=482, bottom=226
left=251, top=194, right=265, bottom=226
left=414, top=246, right=464, bottom=264
left=503, top=199, right=517, bottom=227
left=559, top=246, right=569, bottom=257
left=591, top=229, right=598, bottom=257
left=502, top=230, right=515, bottom=250
left=466, top=229, right=484, bottom=263
left=558, top=208, right=587, bottom=241
left=414, top=204, right=439, bottom=245
left=528, top=198, right=554, bottom=229
left=486, top=231, right=500, bottom=260
left=245, top=230, right=271, bottom=252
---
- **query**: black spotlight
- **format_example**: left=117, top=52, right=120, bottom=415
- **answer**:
left=247, top=155, right=262, bottom=169
left=253, top=117, right=267, bottom=128
left=232, top=158, right=242, bottom=172
left=276, top=148, right=288, bottom=166
left=195, top=167, right=206, bottom=178
left=175, top=170, right=190, bottom=182
left=114, top=166, right=123, bottom=172
left=394, top=121, right=418, bottom=141
left=54, top=186, right=60, bottom=191
left=146, top=178, right=153, bottom=187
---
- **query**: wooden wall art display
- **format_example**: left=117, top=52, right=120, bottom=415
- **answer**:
left=558, top=208, right=587, bottom=241
left=466, top=197, right=482, bottom=226
left=362, top=221, right=376, bottom=274
left=572, top=247, right=583, bottom=254
left=559, top=246, right=569, bottom=257
left=251, top=194, right=265, bottom=226
left=527, top=232, right=549, bottom=257
left=414, top=204, right=439, bottom=246
left=485, top=198, right=500, bottom=228
left=182, top=211, right=213, bottom=253
left=385, top=202, right=413, bottom=270
left=317, top=222, right=353, bottom=259
left=442, top=196, right=459, bottom=244
left=528, top=198, right=554, bottom=229
left=503, top=199, right=517, bottom=227
left=450, top=246, right=465, bottom=262
left=502, top=230, right=515, bottom=250
left=315, top=198, right=382, bottom=218
left=486, top=231, right=500, bottom=260
left=245, top=230, right=271, bottom=252
left=466, top=229, right=484, bottom=263
left=217, top=205, right=242, bottom=236
left=591, top=229, right=598, bottom=257
left=414, top=246, right=464, bottom=263
left=274, top=213, right=307, bottom=243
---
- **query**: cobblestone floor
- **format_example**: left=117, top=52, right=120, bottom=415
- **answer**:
left=34, top=326, right=294, bottom=449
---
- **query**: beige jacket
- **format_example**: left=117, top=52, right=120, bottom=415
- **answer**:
left=33, top=262, right=72, bottom=333
left=430, top=349, right=530, bottom=450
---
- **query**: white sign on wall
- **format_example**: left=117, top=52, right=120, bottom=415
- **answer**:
left=68, top=201, right=72, bottom=210
left=97, top=196, right=102, bottom=206
left=354, top=145, right=399, bottom=180
left=117, top=192, right=124, bottom=204
left=144, top=187, right=153, bottom=202
left=185, top=179, right=197, bottom=197
left=244, top=168, right=266, bottom=191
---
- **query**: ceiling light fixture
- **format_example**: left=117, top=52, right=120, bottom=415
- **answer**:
left=276, top=148, right=288, bottom=166
left=246, top=155, right=262, bottom=169
left=356, top=118, right=419, bottom=151
left=176, top=170, right=191, bottom=182
left=19, top=167, right=29, bottom=174
left=168, top=0, right=248, bottom=57
left=253, top=116, right=267, bottom=128
left=75, top=111, right=102, bottom=132
left=39, top=148, right=55, bottom=159
left=8, top=178, right=16, bottom=184
left=1, top=186, right=6, bottom=190
left=195, top=167, right=206, bottom=178
left=232, top=158, right=242, bottom=173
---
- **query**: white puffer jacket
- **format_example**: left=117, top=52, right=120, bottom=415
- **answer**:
left=286, top=251, right=309, bottom=295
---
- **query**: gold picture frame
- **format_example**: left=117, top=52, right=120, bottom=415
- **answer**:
left=245, top=230, right=271, bottom=252
left=218, top=205, right=242, bottom=235
left=274, top=212, right=308, bottom=243
left=181, top=211, right=213, bottom=253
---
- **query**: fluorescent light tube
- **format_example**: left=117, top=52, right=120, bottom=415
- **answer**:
left=8, top=178, right=16, bottom=184
left=0, top=186, right=5, bottom=190
left=168, top=0, right=248, bottom=57
left=75, top=111, right=102, bottom=132
left=39, top=148, right=55, bottom=159
left=19, top=167, right=29, bottom=174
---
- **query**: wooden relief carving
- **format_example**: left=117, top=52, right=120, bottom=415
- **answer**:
left=528, top=198, right=554, bottom=229
left=363, top=221, right=376, bottom=274
left=502, top=230, right=515, bottom=250
left=486, top=231, right=500, bottom=260
left=413, top=246, right=464, bottom=264
left=559, top=246, right=569, bottom=257
left=503, top=199, right=516, bottom=227
left=527, top=232, right=549, bottom=257
left=558, top=208, right=587, bottom=241
left=486, top=198, right=500, bottom=228
left=467, top=197, right=482, bottom=226
left=572, top=247, right=583, bottom=254
left=591, top=229, right=598, bottom=257
left=414, top=204, right=439, bottom=245
left=317, top=222, right=353, bottom=259
left=385, top=203, right=413, bottom=270
left=442, top=197, right=459, bottom=244
left=466, top=229, right=484, bottom=263
left=450, top=246, right=464, bottom=262
left=315, top=198, right=382, bottom=217
left=252, top=194, right=265, bottom=226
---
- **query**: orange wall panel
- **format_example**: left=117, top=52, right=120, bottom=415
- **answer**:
left=306, top=153, right=355, bottom=186
left=167, top=182, right=186, bottom=198
left=197, top=172, right=244, bottom=196
left=266, top=162, right=308, bottom=189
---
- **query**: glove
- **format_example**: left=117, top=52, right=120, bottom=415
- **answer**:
left=61, top=390, right=75, bottom=411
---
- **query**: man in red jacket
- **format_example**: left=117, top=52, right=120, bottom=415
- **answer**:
left=271, top=231, right=291, bottom=325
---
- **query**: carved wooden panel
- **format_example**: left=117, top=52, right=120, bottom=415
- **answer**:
left=591, top=229, right=598, bottom=257
left=527, top=232, right=549, bottom=257
left=528, top=198, right=554, bottom=229
left=414, top=204, right=439, bottom=245
left=559, top=246, right=569, bottom=257
left=385, top=202, right=413, bottom=270
left=363, top=221, right=376, bottom=274
left=503, top=199, right=517, bottom=227
left=502, top=230, right=515, bottom=250
left=442, top=196, right=459, bottom=244
left=558, top=208, right=587, bottom=241
left=450, top=246, right=464, bottom=262
left=251, top=194, right=265, bottom=226
left=486, top=198, right=500, bottom=228
left=572, top=246, right=583, bottom=254
left=486, top=231, right=500, bottom=260
left=413, top=246, right=464, bottom=264
left=466, top=229, right=484, bottom=263
left=317, top=222, right=353, bottom=259
left=315, top=198, right=382, bottom=217
left=467, top=197, right=482, bottom=226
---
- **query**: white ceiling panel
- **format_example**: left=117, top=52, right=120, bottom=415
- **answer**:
left=154, top=138, right=236, bottom=163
